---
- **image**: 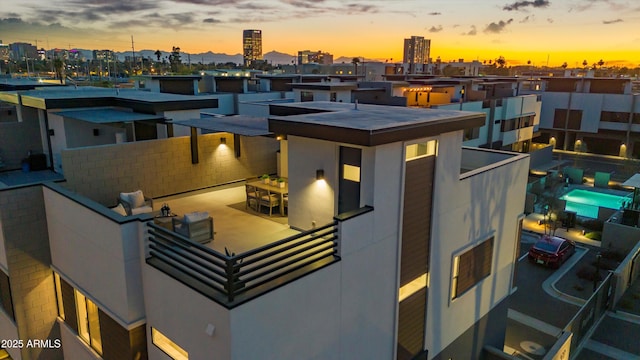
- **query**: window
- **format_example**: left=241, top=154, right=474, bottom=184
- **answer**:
left=553, top=109, right=582, bottom=129
left=152, top=328, right=189, bottom=360
left=343, top=164, right=360, bottom=182
left=300, top=91, right=314, bottom=102
left=464, top=127, right=480, bottom=141
left=75, top=290, right=102, bottom=355
left=330, top=92, right=337, bottom=102
left=0, top=271, right=14, bottom=321
left=451, top=237, right=494, bottom=300
left=54, top=273, right=65, bottom=320
left=601, top=111, right=630, bottom=123
left=405, top=140, right=437, bottom=161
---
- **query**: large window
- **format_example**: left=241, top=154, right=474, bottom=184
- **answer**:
left=0, top=271, right=14, bottom=321
left=54, top=273, right=65, bottom=320
left=451, top=237, right=494, bottom=300
left=152, top=328, right=189, bottom=360
left=75, top=290, right=102, bottom=355
left=553, top=109, right=582, bottom=130
left=405, top=140, right=437, bottom=161
left=601, top=111, right=635, bottom=124
left=464, top=127, right=480, bottom=141
left=501, top=115, right=534, bottom=132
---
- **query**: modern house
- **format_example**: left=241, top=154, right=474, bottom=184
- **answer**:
left=524, top=77, right=640, bottom=157
left=1, top=90, right=528, bottom=359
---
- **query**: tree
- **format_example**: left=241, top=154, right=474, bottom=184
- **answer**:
left=53, top=57, right=65, bottom=84
left=155, top=50, right=162, bottom=62
left=561, top=62, right=568, bottom=69
left=351, top=57, right=360, bottom=78
left=495, top=56, right=506, bottom=68
left=597, top=59, right=605, bottom=68
left=169, top=46, right=181, bottom=73
left=530, top=175, right=566, bottom=236
left=582, top=60, right=588, bottom=68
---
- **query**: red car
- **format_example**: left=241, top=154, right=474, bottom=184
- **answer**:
left=528, top=235, right=576, bottom=268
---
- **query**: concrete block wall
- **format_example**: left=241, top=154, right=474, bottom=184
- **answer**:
left=61, top=133, right=279, bottom=205
left=0, top=186, right=62, bottom=360
left=0, top=119, right=44, bottom=170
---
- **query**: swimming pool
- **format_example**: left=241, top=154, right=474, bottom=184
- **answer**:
left=559, top=189, right=630, bottom=218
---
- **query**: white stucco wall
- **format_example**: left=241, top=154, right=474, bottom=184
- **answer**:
left=142, top=266, right=232, bottom=360
left=426, top=131, right=529, bottom=356
left=164, top=109, right=203, bottom=137
left=47, top=112, right=68, bottom=173
left=286, top=136, right=336, bottom=230
left=59, top=321, right=102, bottom=360
left=44, top=188, right=145, bottom=325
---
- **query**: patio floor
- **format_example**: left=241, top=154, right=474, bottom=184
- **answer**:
left=154, top=184, right=299, bottom=255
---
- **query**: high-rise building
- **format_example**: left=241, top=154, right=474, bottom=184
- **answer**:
left=9, top=42, right=38, bottom=61
left=242, top=29, right=262, bottom=67
left=297, top=50, right=333, bottom=65
left=403, top=36, right=431, bottom=74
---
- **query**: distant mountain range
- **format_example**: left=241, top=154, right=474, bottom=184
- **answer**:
left=74, top=49, right=381, bottom=65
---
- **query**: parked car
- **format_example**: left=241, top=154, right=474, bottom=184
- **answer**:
left=528, top=235, right=576, bottom=268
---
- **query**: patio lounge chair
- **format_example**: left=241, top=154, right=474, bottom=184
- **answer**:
left=172, top=212, right=214, bottom=244
left=118, top=190, right=153, bottom=216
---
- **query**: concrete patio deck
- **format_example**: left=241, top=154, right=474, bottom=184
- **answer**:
left=154, top=184, right=299, bottom=255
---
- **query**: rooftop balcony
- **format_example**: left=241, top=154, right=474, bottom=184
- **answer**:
left=460, top=147, right=528, bottom=178
left=45, top=180, right=358, bottom=309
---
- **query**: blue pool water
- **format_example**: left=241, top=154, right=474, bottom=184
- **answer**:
left=559, top=189, right=629, bottom=218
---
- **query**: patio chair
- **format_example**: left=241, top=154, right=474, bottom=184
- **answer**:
left=258, top=189, right=280, bottom=216
left=118, top=190, right=153, bottom=216
left=245, top=184, right=259, bottom=211
left=172, top=212, right=214, bottom=244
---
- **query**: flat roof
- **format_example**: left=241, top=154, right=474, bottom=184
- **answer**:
left=269, top=101, right=485, bottom=146
left=14, top=87, right=219, bottom=112
left=622, top=173, right=640, bottom=188
left=291, top=83, right=358, bottom=91
left=52, top=107, right=164, bottom=123
left=0, top=78, right=66, bottom=91
left=171, top=116, right=271, bottom=136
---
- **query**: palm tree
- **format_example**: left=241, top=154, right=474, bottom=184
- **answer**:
left=561, top=62, right=568, bottom=69
left=582, top=60, right=588, bottom=68
left=155, top=50, right=162, bottom=62
left=495, top=56, right=506, bottom=68
left=53, top=57, right=64, bottom=84
left=351, top=57, right=360, bottom=78
left=597, top=59, right=605, bottom=68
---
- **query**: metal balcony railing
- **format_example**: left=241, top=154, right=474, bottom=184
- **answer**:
left=146, top=221, right=339, bottom=307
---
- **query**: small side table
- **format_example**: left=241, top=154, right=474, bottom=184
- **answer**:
left=154, top=213, right=177, bottom=231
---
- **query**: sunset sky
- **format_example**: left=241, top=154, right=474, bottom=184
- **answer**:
left=1, top=0, right=639, bottom=67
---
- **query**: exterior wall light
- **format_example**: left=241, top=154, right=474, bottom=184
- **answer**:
left=316, top=169, right=324, bottom=180
left=220, top=137, right=227, bottom=144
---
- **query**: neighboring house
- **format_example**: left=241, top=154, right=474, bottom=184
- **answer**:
left=1, top=91, right=528, bottom=359
left=523, top=77, right=640, bottom=157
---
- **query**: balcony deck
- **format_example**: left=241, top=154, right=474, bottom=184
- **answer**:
left=146, top=183, right=342, bottom=308
left=154, top=184, right=300, bottom=254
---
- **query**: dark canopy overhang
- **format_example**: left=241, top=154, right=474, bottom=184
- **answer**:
left=170, top=116, right=272, bottom=136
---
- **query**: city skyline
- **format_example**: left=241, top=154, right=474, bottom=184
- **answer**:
left=1, top=0, right=639, bottom=67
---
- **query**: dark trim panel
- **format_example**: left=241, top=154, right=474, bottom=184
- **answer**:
left=269, top=114, right=485, bottom=146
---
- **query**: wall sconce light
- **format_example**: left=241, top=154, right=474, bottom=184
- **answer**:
left=316, top=169, right=324, bottom=180
left=220, top=137, right=227, bottom=144
left=48, top=129, right=55, bottom=136
left=93, top=128, right=100, bottom=136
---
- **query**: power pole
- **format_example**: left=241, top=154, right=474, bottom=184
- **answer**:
left=131, top=35, right=136, bottom=76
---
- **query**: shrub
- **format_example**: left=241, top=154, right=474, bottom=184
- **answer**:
left=601, top=250, right=626, bottom=262
left=576, top=266, right=602, bottom=282
left=584, top=232, right=602, bottom=241
left=581, top=219, right=604, bottom=232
